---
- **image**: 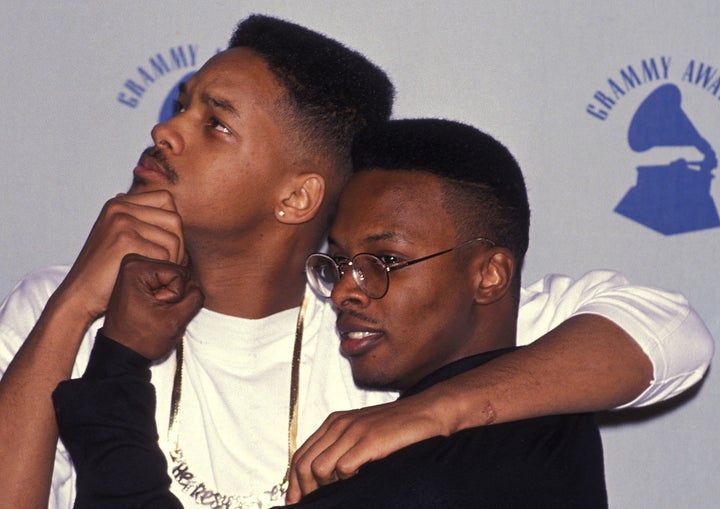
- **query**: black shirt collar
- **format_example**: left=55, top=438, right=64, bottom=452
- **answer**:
left=400, top=347, right=519, bottom=399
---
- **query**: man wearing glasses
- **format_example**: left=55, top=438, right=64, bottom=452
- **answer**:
left=54, top=119, right=608, bottom=507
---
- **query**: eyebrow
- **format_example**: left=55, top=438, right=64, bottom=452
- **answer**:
left=201, top=92, right=241, bottom=119
left=328, top=231, right=411, bottom=250
left=177, top=82, right=242, bottom=120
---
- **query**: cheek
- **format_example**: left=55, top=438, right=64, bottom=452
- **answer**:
left=390, top=280, right=470, bottom=349
left=383, top=293, right=446, bottom=356
left=388, top=274, right=455, bottom=327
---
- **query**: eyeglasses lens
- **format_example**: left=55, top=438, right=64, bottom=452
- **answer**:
left=307, top=255, right=338, bottom=297
left=353, top=255, right=388, bottom=299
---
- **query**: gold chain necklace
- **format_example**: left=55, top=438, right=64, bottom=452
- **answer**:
left=168, top=297, right=307, bottom=509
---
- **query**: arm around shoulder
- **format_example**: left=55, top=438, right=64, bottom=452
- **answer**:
left=518, top=270, right=713, bottom=408
left=432, top=269, right=714, bottom=430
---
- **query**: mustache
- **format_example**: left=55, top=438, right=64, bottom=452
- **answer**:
left=336, top=308, right=380, bottom=326
left=142, top=146, right=179, bottom=184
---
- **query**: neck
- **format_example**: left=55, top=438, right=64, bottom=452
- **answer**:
left=185, top=227, right=320, bottom=319
left=443, top=301, right=519, bottom=371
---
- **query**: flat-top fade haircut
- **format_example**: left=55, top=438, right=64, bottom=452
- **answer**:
left=229, top=15, right=394, bottom=165
left=352, top=118, right=530, bottom=275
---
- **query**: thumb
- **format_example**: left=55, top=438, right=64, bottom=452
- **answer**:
left=148, top=266, right=191, bottom=303
left=164, top=282, right=204, bottom=341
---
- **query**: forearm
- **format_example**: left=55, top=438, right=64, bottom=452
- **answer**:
left=519, top=270, right=714, bottom=408
left=53, top=332, right=182, bottom=509
left=431, top=314, right=653, bottom=430
left=287, top=293, right=703, bottom=497
left=0, top=193, right=188, bottom=508
left=0, top=290, right=96, bottom=508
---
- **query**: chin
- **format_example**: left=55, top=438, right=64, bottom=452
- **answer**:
left=130, top=182, right=170, bottom=198
left=351, top=370, right=400, bottom=391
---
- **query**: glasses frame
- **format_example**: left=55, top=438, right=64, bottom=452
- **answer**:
left=305, top=237, right=496, bottom=299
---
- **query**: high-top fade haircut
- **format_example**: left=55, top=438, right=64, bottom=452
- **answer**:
left=229, top=15, right=394, bottom=168
left=352, top=118, right=530, bottom=287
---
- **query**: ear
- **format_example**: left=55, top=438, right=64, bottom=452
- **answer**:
left=275, top=173, right=326, bottom=225
left=472, top=248, right=514, bottom=305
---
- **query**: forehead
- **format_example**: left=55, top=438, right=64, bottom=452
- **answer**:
left=185, top=47, right=287, bottom=105
left=333, top=170, right=456, bottom=245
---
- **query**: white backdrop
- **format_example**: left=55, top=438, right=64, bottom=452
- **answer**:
left=1, top=1, right=718, bottom=507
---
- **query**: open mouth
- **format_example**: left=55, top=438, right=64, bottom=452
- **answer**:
left=337, top=319, right=384, bottom=357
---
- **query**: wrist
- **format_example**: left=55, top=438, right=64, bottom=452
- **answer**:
left=13, top=283, right=101, bottom=383
left=49, top=279, right=104, bottom=328
left=422, top=376, right=499, bottom=434
left=82, top=331, right=153, bottom=381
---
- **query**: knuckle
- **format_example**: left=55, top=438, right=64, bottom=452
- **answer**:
left=294, top=453, right=310, bottom=473
left=102, top=199, right=129, bottom=219
left=327, top=411, right=353, bottom=429
left=334, top=417, right=364, bottom=437
left=324, top=411, right=342, bottom=422
left=101, top=197, right=120, bottom=213
left=310, top=458, right=331, bottom=479
left=335, top=457, right=355, bottom=477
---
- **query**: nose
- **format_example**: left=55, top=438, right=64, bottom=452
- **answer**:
left=330, top=265, right=370, bottom=309
left=151, top=117, right=185, bottom=155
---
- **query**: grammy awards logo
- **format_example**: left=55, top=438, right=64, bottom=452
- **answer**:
left=116, top=44, right=200, bottom=111
left=586, top=57, right=720, bottom=235
left=614, top=83, right=720, bottom=234
left=116, top=43, right=220, bottom=122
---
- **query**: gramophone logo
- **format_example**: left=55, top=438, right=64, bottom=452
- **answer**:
left=615, top=83, right=719, bottom=234
left=587, top=57, right=720, bottom=235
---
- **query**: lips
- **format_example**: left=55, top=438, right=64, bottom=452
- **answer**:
left=133, top=154, right=171, bottom=183
left=336, top=315, right=384, bottom=357
left=132, top=146, right=180, bottom=185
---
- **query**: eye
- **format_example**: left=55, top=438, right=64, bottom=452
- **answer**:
left=378, top=255, right=401, bottom=266
left=172, top=100, right=186, bottom=115
left=208, top=117, right=231, bottom=134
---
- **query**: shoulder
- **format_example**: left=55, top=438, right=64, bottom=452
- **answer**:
left=379, top=415, right=604, bottom=504
left=1, top=265, right=70, bottom=311
left=0, top=265, right=70, bottom=335
left=0, top=265, right=99, bottom=378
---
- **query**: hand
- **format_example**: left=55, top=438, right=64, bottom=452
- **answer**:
left=286, top=393, right=459, bottom=503
left=102, top=254, right=204, bottom=360
left=58, top=191, right=185, bottom=322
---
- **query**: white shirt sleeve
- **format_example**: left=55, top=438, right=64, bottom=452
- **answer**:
left=517, top=270, right=714, bottom=409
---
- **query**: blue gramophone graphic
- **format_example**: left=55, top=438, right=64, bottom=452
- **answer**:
left=614, top=83, right=720, bottom=234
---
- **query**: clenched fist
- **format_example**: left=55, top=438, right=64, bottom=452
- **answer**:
left=102, top=253, right=204, bottom=360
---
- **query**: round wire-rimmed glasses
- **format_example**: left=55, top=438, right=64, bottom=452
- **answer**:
left=305, top=237, right=496, bottom=299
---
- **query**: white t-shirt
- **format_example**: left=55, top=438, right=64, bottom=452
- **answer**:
left=0, top=266, right=713, bottom=509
